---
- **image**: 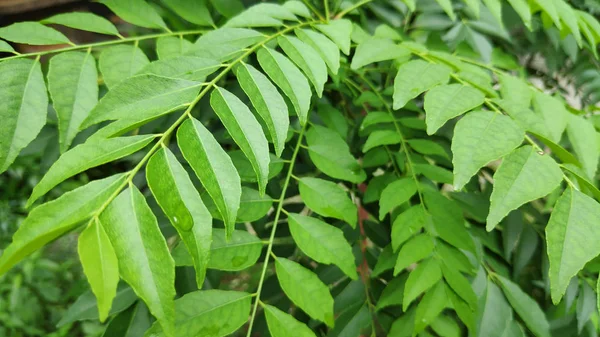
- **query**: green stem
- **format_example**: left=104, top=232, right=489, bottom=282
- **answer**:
left=246, top=123, right=308, bottom=337
left=335, top=0, right=373, bottom=18
left=324, top=0, right=330, bottom=21
left=302, top=0, right=326, bottom=21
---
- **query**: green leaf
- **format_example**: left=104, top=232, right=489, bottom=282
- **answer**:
left=533, top=0, right=561, bottom=29
left=487, top=146, right=563, bottom=230
left=78, top=219, right=119, bottom=322
left=257, top=47, right=311, bottom=125
left=363, top=130, right=402, bottom=153
left=278, top=35, right=327, bottom=97
left=360, top=111, right=394, bottom=132
left=0, top=174, right=125, bottom=275
left=210, top=0, right=244, bottom=18
left=42, top=12, right=120, bottom=36
left=295, top=29, right=340, bottom=74
left=83, top=74, right=200, bottom=128
left=306, top=125, right=366, bottom=183
left=452, top=110, right=525, bottom=190
left=288, top=213, right=358, bottom=279
left=0, top=59, right=48, bottom=173
left=177, top=118, right=241, bottom=237
left=0, top=22, right=70, bottom=45
left=351, top=38, right=410, bottom=70
left=275, top=258, right=334, bottom=327
left=407, top=139, right=449, bottom=159
left=139, top=56, right=220, bottom=81
left=264, top=304, right=317, bottom=337
left=440, top=263, right=477, bottom=310
left=377, top=274, right=408, bottom=311
left=101, top=186, right=176, bottom=337
left=477, top=280, right=512, bottom=337
left=577, top=282, right=596, bottom=333
left=394, top=234, right=435, bottom=275
left=393, top=60, right=451, bottom=110
left=424, top=84, right=485, bottom=135
left=225, top=3, right=297, bottom=28
left=414, top=164, right=454, bottom=184
left=531, top=92, right=568, bottom=143
left=496, top=275, right=551, bottom=337
left=27, top=135, right=155, bottom=206
left=146, top=147, right=212, bottom=287
left=546, top=188, right=600, bottom=304
left=0, top=40, right=15, bottom=53
left=298, top=177, right=357, bottom=227
left=210, top=87, right=270, bottom=194
left=229, top=151, right=283, bottom=183
left=162, top=0, right=213, bottom=26
left=425, top=190, right=475, bottom=252
left=100, top=0, right=167, bottom=30
left=156, top=36, right=192, bottom=60
left=379, top=178, right=418, bottom=220
left=98, top=45, right=150, bottom=89
left=391, top=206, right=427, bottom=251
left=144, top=290, right=252, bottom=337
left=414, top=282, right=448, bottom=333
left=566, top=115, right=599, bottom=180
left=462, top=0, right=480, bottom=17
left=498, top=74, right=531, bottom=111
left=434, top=0, right=456, bottom=20
left=235, top=63, right=289, bottom=157
left=235, top=187, right=273, bottom=222
left=556, top=0, right=582, bottom=46
left=507, top=0, right=532, bottom=29
left=188, top=28, right=262, bottom=61
left=48, top=51, right=98, bottom=153
left=102, top=303, right=151, bottom=337
left=403, top=258, right=443, bottom=311
left=315, top=19, right=353, bottom=55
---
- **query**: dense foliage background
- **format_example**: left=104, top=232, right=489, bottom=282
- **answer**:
left=1, top=0, right=600, bottom=336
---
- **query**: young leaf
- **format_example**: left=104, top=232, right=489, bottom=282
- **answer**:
left=546, top=188, right=600, bottom=304
left=42, top=12, right=120, bottom=36
left=298, top=177, right=357, bottom=227
left=257, top=47, right=312, bottom=125
left=0, top=174, right=125, bottom=275
left=177, top=118, right=241, bottom=237
left=275, top=258, right=334, bottom=327
left=235, top=63, right=289, bottom=156
left=0, top=22, right=71, bottom=45
left=278, top=35, right=327, bottom=97
left=487, top=146, right=563, bottom=230
left=403, top=258, right=443, bottom=311
left=424, top=84, right=485, bottom=135
left=394, top=234, right=435, bottom=275
left=363, top=130, right=402, bottom=153
left=391, top=206, right=427, bottom=251
left=393, top=60, right=451, bottom=110
left=101, top=187, right=176, bottom=337
left=379, top=178, right=418, bottom=220
left=452, top=110, right=525, bottom=190
left=210, top=87, right=270, bottom=195
left=100, top=0, right=167, bottom=30
left=350, top=38, right=410, bottom=70
left=264, top=304, right=317, bottom=337
left=295, top=29, right=340, bottom=74
left=146, top=147, right=212, bottom=287
left=315, top=19, right=353, bottom=55
left=144, top=290, right=252, bottom=337
left=414, top=282, right=448, bottom=333
left=161, top=0, right=213, bottom=26
left=288, top=213, right=358, bottom=279
left=98, top=45, right=150, bottom=89
left=48, top=51, right=98, bottom=153
left=0, top=59, right=48, bottom=173
left=27, top=135, right=155, bottom=206
left=188, top=28, right=262, bottom=61
left=156, top=36, right=192, bottom=60
left=566, top=115, right=599, bottom=180
left=78, top=219, right=119, bottom=323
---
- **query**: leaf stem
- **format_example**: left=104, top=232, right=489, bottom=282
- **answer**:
left=335, top=0, right=373, bottom=19
left=324, top=0, right=330, bottom=21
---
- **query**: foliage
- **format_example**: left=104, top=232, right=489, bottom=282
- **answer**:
left=1, top=0, right=600, bottom=336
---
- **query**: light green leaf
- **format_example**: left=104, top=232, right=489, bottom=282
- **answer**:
left=363, top=130, right=402, bottom=153
left=477, top=280, right=512, bottom=337
left=257, top=47, right=311, bottom=125
left=452, top=110, right=525, bottom=190
left=391, top=206, right=427, bottom=251
left=407, top=139, right=449, bottom=158
left=414, top=282, right=448, bottom=333
left=414, top=164, right=454, bottom=184
left=275, top=258, right=334, bottom=327
left=264, top=304, right=317, bottom=337
left=0, top=174, right=125, bottom=275
left=533, top=0, right=561, bottom=29
left=225, top=3, right=297, bottom=28
left=496, top=275, right=550, bottom=337
left=42, top=12, right=120, bottom=36
left=546, top=188, right=600, bottom=304
left=288, top=213, right=357, bottom=279
left=144, top=290, right=251, bottom=337
left=379, top=178, right=418, bottom=220
left=177, top=118, right=241, bottom=238
left=78, top=219, right=119, bottom=323
left=556, top=0, right=582, bottom=46
left=351, top=37, right=410, bottom=70
left=156, top=36, right=192, bottom=60
left=0, top=22, right=71, bottom=45
left=83, top=74, right=200, bottom=128
left=360, top=111, right=394, bottom=132
left=278, top=35, right=327, bottom=97
left=434, top=0, right=457, bottom=20
left=98, top=45, right=150, bottom=89
left=531, top=92, right=568, bottom=143
left=298, top=177, right=357, bottom=227
left=566, top=115, right=598, bottom=180
left=0, top=40, right=15, bottom=53
left=101, top=186, right=175, bottom=337
left=210, top=0, right=244, bottom=18
left=463, top=0, right=480, bottom=17
left=0, top=59, right=47, bottom=173
left=440, top=263, right=477, bottom=310
left=188, top=28, right=262, bottom=61
left=235, top=187, right=272, bottom=222
left=431, top=315, right=461, bottom=337
left=507, top=0, right=532, bottom=29
left=498, top=74, right=532, bottom=111
left=139, top=56, right=220, bottom=81
left=577, top=282, right=596, bottom=333
left=487, top=146, right=563, bottom=230
left=403, top=258, right=442, bottom=311
left=100, top=0, right=167, bottom=30
left=48, top=51, right=98, bottom=153
left=27, top=135, right=154, bottom=206
left=235, top=63, right=289, bottom=156
left=394, top=234, right=435, bottom=275
left=424, top=84, right=485, bottom=135
left=315, top=19, right=353, bottom=55
left=295, top=29, right=340, bottom=74
left=147, top=147, right=212, bottom=287
left=162, top=0, right=213, bottom=26
left=284, top=1, right=311, bottom=17
left=210, top=87, right=270, bottom=195
left=393, top=60, right=451, bottom=110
